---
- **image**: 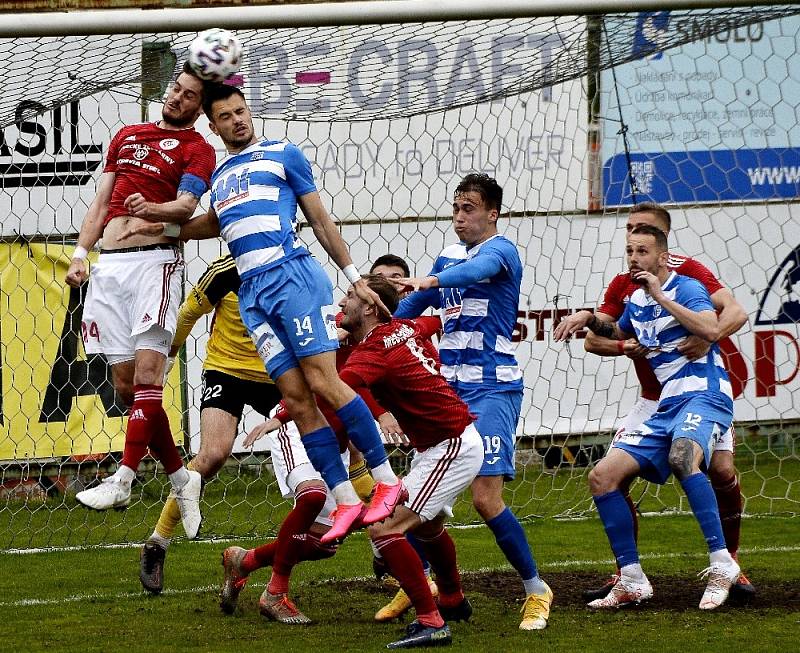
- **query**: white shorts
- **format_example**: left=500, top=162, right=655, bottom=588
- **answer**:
left=405, top=423, right=483, bottom=522
left=82, top=247, right=184, bottom=359
left=615, top=397, right=734, bottom=454
left=266, top=407, right=349, bottom=527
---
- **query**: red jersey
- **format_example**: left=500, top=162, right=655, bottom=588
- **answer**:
left=103, top=122, right=216, bottom=224
left=339, top=319, right=473, bottom=449
left=597, top=253, right=725, bottom=400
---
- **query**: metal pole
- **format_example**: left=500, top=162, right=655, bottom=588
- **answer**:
left=1, top=0, right=798, bottom=37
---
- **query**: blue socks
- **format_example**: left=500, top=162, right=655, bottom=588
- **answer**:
left=681, top=472, right=727, bottom=553
left=594, top=490, right=640, bottom=567
left=487, top=507, right=539, bottom=583
left=302, top=426, right=348, bottom=490
left=336, top=396, right=388, bottom=469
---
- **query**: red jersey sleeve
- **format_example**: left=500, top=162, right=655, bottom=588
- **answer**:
left=597, top=274, right=629, bottom=319
left=182, top=139, right=217, bottom=187
left=413, top=315, right=443, bottom=340
left=676, top=258, right=724, bottom=296
left=103, top=127, right=126, bottom=174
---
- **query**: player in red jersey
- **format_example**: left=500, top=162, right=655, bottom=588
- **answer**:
left=65, top=63, right=216, bottom=537
left=557, top=202, right=754, bottom=603
left=339, top=275, right=483, bottom=649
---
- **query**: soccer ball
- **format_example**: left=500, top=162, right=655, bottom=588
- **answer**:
left=187, top=28, right=242, bottom=82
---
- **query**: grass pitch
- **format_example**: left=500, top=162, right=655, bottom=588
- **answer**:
left=2, top=514, right=798, bottom=653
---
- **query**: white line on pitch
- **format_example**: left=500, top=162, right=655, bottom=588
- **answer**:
left=2, top=543, right=798, bottom=609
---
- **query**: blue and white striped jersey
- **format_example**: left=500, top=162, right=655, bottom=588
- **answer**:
left=618, top=271, right=733, bottom=408
left=210, top=140, right=317, bottom=281
left=396, top=235, right=523, bottom=391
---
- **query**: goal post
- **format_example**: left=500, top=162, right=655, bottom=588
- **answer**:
left=1, top=2, right=799, bottom=549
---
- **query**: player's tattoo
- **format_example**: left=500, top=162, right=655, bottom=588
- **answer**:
left=668, top=437, right=696, bottom=480
left=587, top=315, right=616, bottom=338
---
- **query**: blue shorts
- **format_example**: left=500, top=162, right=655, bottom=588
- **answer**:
left=458, top=386, right=522, bottom=480
left=612, top=393, right=733, bottom=485
left=238, top=255, right=339, bottom=381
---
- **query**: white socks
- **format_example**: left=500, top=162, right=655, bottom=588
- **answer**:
left=169, top=466, right=190, bottom=489
left=370, top=461, right=398, bottom=484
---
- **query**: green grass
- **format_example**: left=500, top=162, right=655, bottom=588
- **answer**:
left=1, top=515, right=798, bottom=653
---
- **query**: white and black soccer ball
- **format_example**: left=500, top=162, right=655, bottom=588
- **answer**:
left=187, top=28, right=242, bottom=82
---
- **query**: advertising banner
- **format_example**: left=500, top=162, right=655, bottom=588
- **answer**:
left=0, top=242, right=183, bottom=460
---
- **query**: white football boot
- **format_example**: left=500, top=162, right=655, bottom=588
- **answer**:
left=588, top=573, right=653, bottom=608
left=172, top=469, right=203, bottom=539
left=76, top=476, right=131, bottom=510
left=699, top=558, right=741, bottom=610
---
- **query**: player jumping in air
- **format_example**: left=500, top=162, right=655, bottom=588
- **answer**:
left=66, top=63, right=216, bottom=538
left=247, top=274, right=482, bottom=648
left=554, top=224, right=741, bottom=610
left=393, top=174, right=553, bottom=630
left=123, top=82, right=404, bottom=542
left=557, top=202, right=753, bottom=603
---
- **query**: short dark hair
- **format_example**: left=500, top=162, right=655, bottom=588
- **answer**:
left=631, top=202, right=671, bottom=232
left=362, top=274, right=400, bottom=318
left=369, top=254, right=410, bottom=277
left=178, top=61, right=210, bottom=101
left=202, top=82, right=245, bottom=119
left=630, top=224, right=668, bottom=251
left=455, top=173, right=503, bottom=213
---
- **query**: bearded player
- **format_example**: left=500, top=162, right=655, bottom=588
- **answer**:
left=66, top=63, right=216, bottom=538
left=557, top=202, right=754, bottom=603
left=554, top=224, right=741, bottom=610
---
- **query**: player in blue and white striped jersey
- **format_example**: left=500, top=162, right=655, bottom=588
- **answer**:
left=394, top=173, right=553, bottom=631
left=123, top=84, right=405, bottom=556
left=554, top=223, right=741, bottom=611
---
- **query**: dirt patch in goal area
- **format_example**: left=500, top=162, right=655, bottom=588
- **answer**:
left=462, top=570, right=799, bottom=611
left=345, top=570, right=799, bottom=611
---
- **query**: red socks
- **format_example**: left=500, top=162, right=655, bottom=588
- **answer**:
left=121, top=385, right=182, bottom=474
left=239, top=484, right=328, bottom=587
left=713, top=474, right=742, bottom=555
left=373, top=534, right=443, bottom=628
left=416, top=528, right=463, bottom=606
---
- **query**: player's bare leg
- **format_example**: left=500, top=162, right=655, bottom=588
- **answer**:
left=472, top=476, right=552, bottom=629
left=709, top=448, right=755, bottom=602
left=299, top=352, right=405, bottom=530
left=141, top=407, right=237, bottom=593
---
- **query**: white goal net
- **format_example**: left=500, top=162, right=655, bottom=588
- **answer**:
left=1, top=4, right=799, bottom=549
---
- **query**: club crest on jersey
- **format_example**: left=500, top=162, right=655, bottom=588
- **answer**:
left=653, top=305, right=662, bottom=317
left=159, top=138, right=179, bottom=150
left=251, top=151, right=263, bottom=161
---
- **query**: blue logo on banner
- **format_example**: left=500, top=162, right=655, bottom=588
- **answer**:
left=632, top=12, right=671, bottom=60
left=603, top=147, right=800, bottom=205
left=755, top=245, right=800, bottom=325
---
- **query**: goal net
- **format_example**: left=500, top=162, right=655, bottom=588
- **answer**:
left=1, top=3, right=799, bottom=549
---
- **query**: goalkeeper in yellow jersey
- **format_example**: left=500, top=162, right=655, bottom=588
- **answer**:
left=138, top=253, right=283, bottom=593
left=138, top=253, right=377, bottom=593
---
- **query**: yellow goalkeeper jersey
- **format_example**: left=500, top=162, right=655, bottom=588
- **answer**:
left=173, top=255, right=271, bottom=383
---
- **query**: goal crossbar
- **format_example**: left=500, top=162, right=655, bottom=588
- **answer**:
left=1, top=0, right=798, bottom=37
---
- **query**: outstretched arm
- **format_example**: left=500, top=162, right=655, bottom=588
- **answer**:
left=298, top=191, right=389, bottom=316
